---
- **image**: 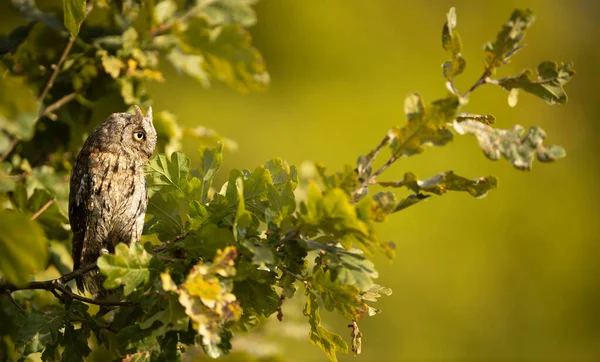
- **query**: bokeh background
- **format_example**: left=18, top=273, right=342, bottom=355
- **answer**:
left=4, top=0, right=600, bottom=361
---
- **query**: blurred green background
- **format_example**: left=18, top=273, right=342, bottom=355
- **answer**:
left=5, top=0, right=600, bottom=361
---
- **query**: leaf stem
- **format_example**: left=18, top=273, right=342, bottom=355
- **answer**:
left=277, top=264, right=308, bottom=287
left=463, top=69, right=492, bottom=99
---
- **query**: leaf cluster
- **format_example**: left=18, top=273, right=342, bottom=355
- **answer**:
left=0, top=3, right=575, bottom=362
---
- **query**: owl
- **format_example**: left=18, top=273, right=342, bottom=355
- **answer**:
left=69, top=105, right=157, bottom=298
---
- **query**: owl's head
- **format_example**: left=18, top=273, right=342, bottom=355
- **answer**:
left=96, top=105, right=157, bottom=160
left=126, top=105, right=157, bottom=159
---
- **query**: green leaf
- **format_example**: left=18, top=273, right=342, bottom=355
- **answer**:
left=379, top=171, right=499, bottom=198
left=63, top=0, right=86, bottom=36
left=484, top=9, right=535, bottom=70
left=0, top=209, right=48, bottom=287
left=145, top=192, right=184, bottom=242
left=264, top=158, right=298, bottom=191
left=146, top=152, right=191, bottom=198
left=311, top=267, right=368, bottom=320
left=244, top=165, right=272, bottom=202
left=302, top=183, right=370, bottom=252
left=316, top=246, right=378, bottom=292
left=61, top=324, right=91, bottom=362
left=0, top=168, right=15, bottom=192
left=265, top=182, right=296, bottom=227
left=152, top=110, right=183, bottom=156
left=10, top=185, right=69, bottom=241
left=303, top=290, right=348, bottom=362
left=195, top=144, right=224, bottom=204
left=234, top=265, right=279, bottom=317
left=166, top=47, right=210, bottom=87
left=98, top=243, right=153, bottom=296
left=394, top=194, right=430, bottom=212
left=182, top=20, right=270, bottom=93
left=441, top=7, right=466, bottom=80
left=0, top=70, right=41, bottom=153
left=359, top=284, right=393, bottom=303
left=16, top=309, right=65, bottom=355
left=233, top=177, right=252, bottom=241
left=199, top=0, right=258, bottom=27
left=183, top=223, right=234, bottom=259
left=453, top=120, right=566, bottom=170
left=99, top=49, right=124, bottom=79
left=168, top=247, right=242, bottom=353
left=316, top=163, right=360, bottom=195
left=389, top=93, right=459, bottom=158
left=497, top=61, right=575, bottom=105
left=153, top=0, right=177, bottom=25
left=140, top=294, right=189, bottom=337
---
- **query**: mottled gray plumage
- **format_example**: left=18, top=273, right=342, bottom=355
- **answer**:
left=69, top=106, right=156, bottom=298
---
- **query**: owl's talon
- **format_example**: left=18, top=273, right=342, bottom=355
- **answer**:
left=100, top=248, right=109, bottom=255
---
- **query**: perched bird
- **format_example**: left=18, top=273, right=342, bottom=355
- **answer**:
left=68, top=105, right=156, bottom=298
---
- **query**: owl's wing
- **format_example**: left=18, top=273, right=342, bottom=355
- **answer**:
left=69, top=156, right=92, bottom=292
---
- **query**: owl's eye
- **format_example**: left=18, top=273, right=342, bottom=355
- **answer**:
left=133, top=131, right=146, bottom=141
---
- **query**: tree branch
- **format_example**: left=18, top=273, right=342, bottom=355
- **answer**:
left=0, top=232, right=190, bottom=308
left=352, top=66, right=496, bottom=201
left=30, top=199, right=55, bottom=221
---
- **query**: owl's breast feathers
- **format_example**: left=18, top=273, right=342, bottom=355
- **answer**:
left=69, top=149, right=148, bottom=292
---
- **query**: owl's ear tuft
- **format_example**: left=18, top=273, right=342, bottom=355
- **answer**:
left=146, top=106, right=153, bottom=124
left=133, top=105, right=144, bottom=123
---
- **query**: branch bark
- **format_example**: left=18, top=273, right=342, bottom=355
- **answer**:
left=0, top=233, right=189, bottom=308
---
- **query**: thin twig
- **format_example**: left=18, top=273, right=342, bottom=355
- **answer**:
left=30, top=199, right=55, bottom=221
left=154, top=233, right=187, bottom=252
left=40, top=92, right=78, bottom=118
left=462, top=69, right=492, bottom=99
left=37, top=36, right=76, bottom=104
left=38, top=1, right=93, bottom=103
left=0, top=231, right=189, bottom=307
left=4, top=291, right=25, bottom=312
left=0, top=136, right=18, bottom=162
left=277, top=264, right=308, bottom=286
left=352, top=66, right=496, bottom=200
left=55, top=284, right=134, bottom=307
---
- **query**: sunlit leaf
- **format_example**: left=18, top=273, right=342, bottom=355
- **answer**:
left=303, top=290, right=348, bottom=362
left=0, top=70, right=40, bottom=153
left=182, top=20, right=269, bottom=93
left=389, top=93, right=459, bottom=158
left=199, top=0, right=258, bottom=27
left=453, top=119, right=566, bottom=170
left=166, top=47, right=210, bottom=87
left=146, top=152, right=190, bottom=198
left=63, top=0, right=87, bottom=36
left=497, top=61, right=575, bottom=105
left=98, top=243, right=153, bottom=296
left=311, top=267, right=369, bottom=320
left=153, top=0, right=177, bottom=25
left=441, top=7, right=466, bottom=80
left=379, top=171, right=498, bottom=198
left=484, top=9, right=535, bottom=70
left=0, top=210, right=48, bottom=287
